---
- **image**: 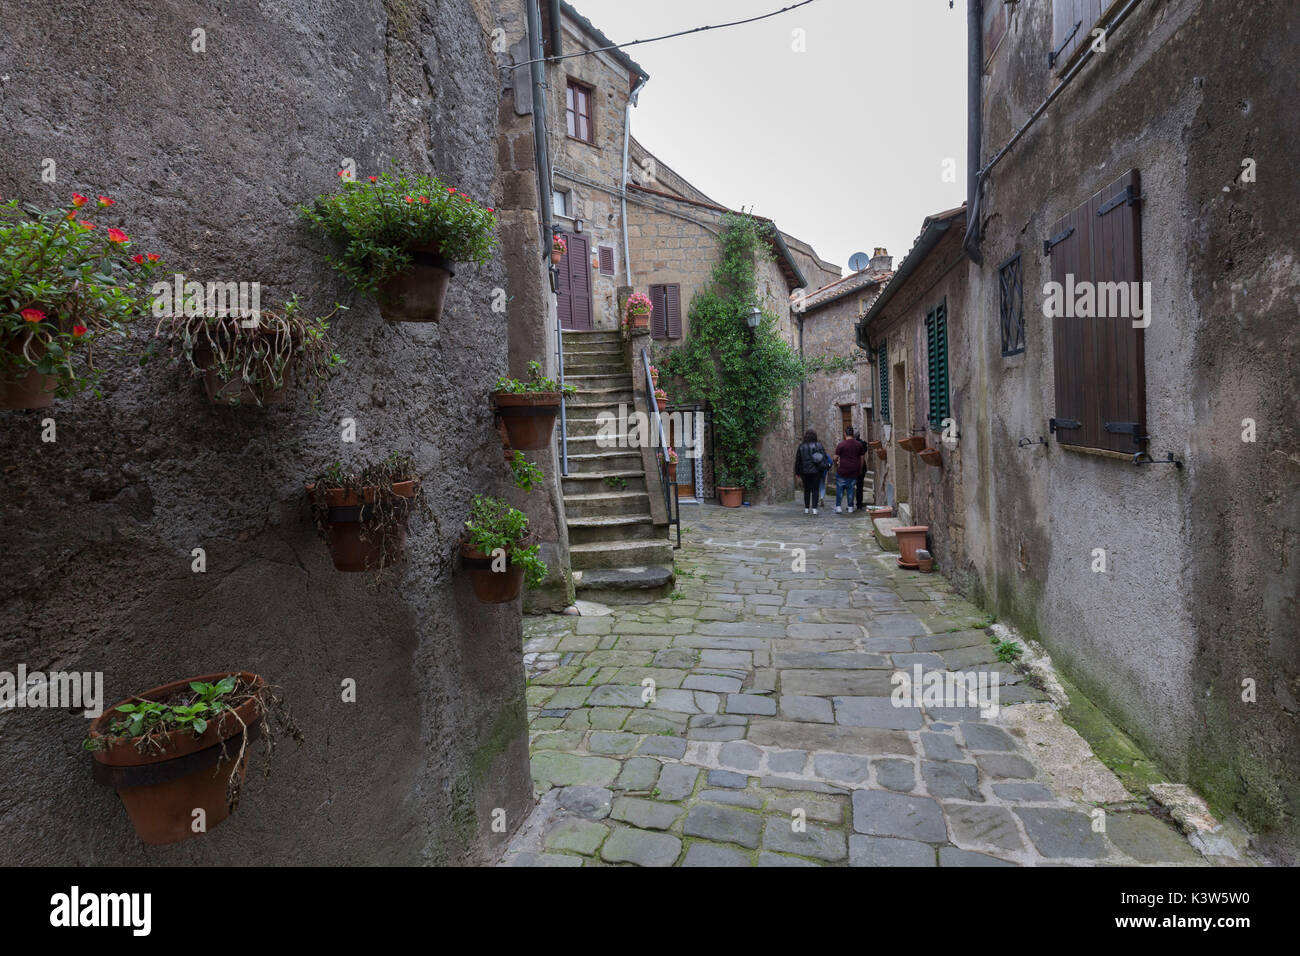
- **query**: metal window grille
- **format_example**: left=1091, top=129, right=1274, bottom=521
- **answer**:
left=999, top=252, right=1025, bottom=356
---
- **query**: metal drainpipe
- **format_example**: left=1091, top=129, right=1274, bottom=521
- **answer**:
left=527, top=0, right=567, bottom=474
left=963, top=0, right=984, bottom=263
left=798, top=314, right=806, bottom=435
left=622, top=76, right=647, bottom=287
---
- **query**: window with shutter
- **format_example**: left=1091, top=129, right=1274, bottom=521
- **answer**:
left=566, top=79, right=594, bottom=143
left=557, top=233, right=592, bottom=331
left=926, top=299, right=950, bottom=430
left=598, top=245, right=615, bottom=276
left=665, top=284, right=682, bottom=340
left=1051, top=0, right=1108, bottom=72
left=1045, top=168, right=1145, bottom=454
left=877, top=343, right=890, bottom=423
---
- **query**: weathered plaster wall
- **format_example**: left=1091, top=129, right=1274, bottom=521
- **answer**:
left=972, top=0, right=1299, bottom=859
left=0, top=0, right=535, bottom=864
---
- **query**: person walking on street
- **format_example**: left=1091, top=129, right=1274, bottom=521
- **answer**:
left=794, top=429, right=830, bottom=515
left=852, top=427, right=869, bottom=509
left=833, top=426, right=865, bottom=514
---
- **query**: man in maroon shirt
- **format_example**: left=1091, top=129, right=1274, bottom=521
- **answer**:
left=833, top=427, right=864, bottom=513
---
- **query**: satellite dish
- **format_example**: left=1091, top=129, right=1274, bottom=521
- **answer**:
left=849, top=251, right=871, bottom=272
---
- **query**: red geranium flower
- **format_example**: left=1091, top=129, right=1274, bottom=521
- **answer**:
left=146, top=253, right=160, bottom=262
left=447, top=187, right=456, bottom=194
left=71, top=193, right=88, bottom=208
left=97, top=195, right=114, bottom=207
left=404, top=195, right=414, bottom=203
left=21, top=308, right=45, bottom=323
left=487, top=207, right=495, bottom=213
left=132, top=254, right=145, bottom=264
left=107, top=228, right=128, bottom=243
left=78, top=221, right=95, bottom=230
left=368, top=176, right=377, bottom=183
left=72, top=325, right=87, bottom=338
left=419, top=195, right=430, bottom=204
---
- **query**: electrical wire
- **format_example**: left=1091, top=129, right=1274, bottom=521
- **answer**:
left=514, top=0, right=823, bottom=69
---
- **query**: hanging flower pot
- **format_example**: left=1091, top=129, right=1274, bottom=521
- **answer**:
left=625, top=291, right=653, bottom=330
left=307, top=455, right=426, bottom=573
left=300, top=168, right=498, bottom=324
left=463, top=495, right=548, bottom=603
left=86, top=672, right=265, bottom=845
left=900, top=435, right=926, bottom=453
left=875, top=446, right=888, bottom=461
left=894, top=525, right=930, bottom=569
left=717, top=486, right=743, bottom=508
left=654, top=387, right=668, bottom=412
left=868, top=440, right=883, bottom=450
left=550, top=235, right=567, bottom=265
left=492, top=360, right=575, bottom=451
left=919, top=447, right=943, bottom=467
left=665, top=449, right=679, bottom=483
left=649, top=364, right=660, bottom=387
left=0, top=333, right=56, bottom=409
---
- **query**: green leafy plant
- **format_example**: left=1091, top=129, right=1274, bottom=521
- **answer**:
left=992, top=636, right=1023, bottom=663
left=464, top=494, right=547, bottom=588
left=299, top=166, right=498, bottom=296
left=509, top=450, right=544, bottom=492
left=661, top=213, right=825, bottom=492
left=604, top=475, right=627, bottom=490
left=152, top=294, right=344, bottom=406
left=83, top=676, right=251, bottom=752
left=1, top=193, right=163, bottom=397
left=493, top=359, right=576, bottom=397
left=307, top=452, right=433, bottom=570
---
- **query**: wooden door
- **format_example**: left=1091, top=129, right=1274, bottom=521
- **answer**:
left=557, top=232, right=592, bottom=331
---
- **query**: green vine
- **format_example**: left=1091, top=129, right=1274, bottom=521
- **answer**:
left=661, top=213, right=832, bottom=490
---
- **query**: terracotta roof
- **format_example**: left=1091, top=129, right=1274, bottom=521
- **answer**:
left=800, top=268, right=893, bottom=311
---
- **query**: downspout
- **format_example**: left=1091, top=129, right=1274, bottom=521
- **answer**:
left=622, top=76, right=647, bottom=287
left=963, top=0, right=984, bottom=263
left=798, top=314, right=806, bottom=435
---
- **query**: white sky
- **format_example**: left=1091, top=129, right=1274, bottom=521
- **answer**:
left=571, top=0, right=968, bottom=279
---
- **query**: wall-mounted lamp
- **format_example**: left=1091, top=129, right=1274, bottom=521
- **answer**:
left=746, top=306, right=762, bottom=329
left=574, top=217, right=584, bottom=233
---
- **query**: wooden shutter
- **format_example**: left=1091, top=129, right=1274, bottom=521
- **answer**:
left=926, top=298, right=950, bottom=430
left=556, top=237, right=573, bottom=329
left=1046, top=168, right=1144, bottom=453
left=1051, top=0, right=1106, bottom=72
left=567, top=233, right=592, bottom=330
left=648, top=284, right=667, bottom=339
left=598, top=245, right=615, bottom=276
left=665, top=284, right=682, bottom=339
left=877, top=343, right=890, bottom=423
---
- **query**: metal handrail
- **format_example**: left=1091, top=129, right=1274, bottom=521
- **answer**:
left=640, top=347, right=681, bottom=550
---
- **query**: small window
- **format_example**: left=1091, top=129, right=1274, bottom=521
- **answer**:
left=598, top=245, right=615, bottom=276
left=566, top=79, right=594, bottom=143
left=552, top=189, right=571, bottom=218
left=925, top=299, right=950, bottom=430
left=877, top=343, right=890, bottom=423
left=648, top=284, right=682, bottom=340
left=999, top=252, right=1025, bottom=356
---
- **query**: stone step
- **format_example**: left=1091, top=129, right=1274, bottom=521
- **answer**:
left=568, top=387, right=634, bottom=406
left=564, top=450, right=645, bottom=474
left=562, top=490, right=651, bottom=519
left=872, top=516, right=902, bottom=552
left=574, top=565, right=676, bottom=605
left=569, top=538, right=674, bottom=571
left=564, top=372, right=630, bottom=390
left=561, top=471, right=647, bottom=495
left=562, top=330, right=623, bottom=343
left=559, top=416, right=609, bottom=438
left=563, top=355, right=625, bottom=373
left=567, top=514, right=661, bottom=545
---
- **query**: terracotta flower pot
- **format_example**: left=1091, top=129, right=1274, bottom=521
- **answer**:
left=656, top=396, right=668, bottom=412
left=717, top=486, right=743, bottom=508
left=461, top=541, right=525, bottom=603
left=308, top=480, right=416, bottom=571
left=868, top=440, right=883, bottom=450
left=667, top=461, right=678, bottom=483
left=494, top=391, right=561, bottom=450
left=550, top=249, right=564, bottom=265
left=868, top=506, right=893, bottom=519
left=1, top=333, right=56, bottom=409
left=629, top=311, right=650, bottom=329
left=193, top=345, right=288, bottom=407
left=919, top=447, right=943, bottom=467
left=88, top=672, right=265, bottom=845
left=917, top=549, right=934, bottom=573
left=900, top=435, right=926, bottom=453
left=894, top=526, right=929, bottom=569
left=874, top=446, right=887, bottom=461
left=376, top=244, right=455, bottom=323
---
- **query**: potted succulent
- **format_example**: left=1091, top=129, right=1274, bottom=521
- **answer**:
left=300, top=167, right=498, bottom=323
left=625, top=291, right=653, bottom=330
left=84, top=672, right=299, bottom=845
left=492, top=360, right=576, bottom=451
left=306, top=453, right=430, bottom=572
left=919, top=447, right=943, bottom=468
left=894, top=526, right=930, bottom=569
left=461, top=494, right=548, bottom=603
left=153, top=295, right=343, bottom=407
left=900, top=435, right=927, bottom=453
left=654, top=387, right=668, bottom=412
left=1, top=194, right=162, bottom=409
left=550, top=233, right=567, bottom=265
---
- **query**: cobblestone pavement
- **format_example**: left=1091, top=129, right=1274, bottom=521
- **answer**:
left=502, top=502, right=1212, bottom=867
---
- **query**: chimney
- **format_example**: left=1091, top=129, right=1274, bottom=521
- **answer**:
left=869, top=247, right=892, bottom=274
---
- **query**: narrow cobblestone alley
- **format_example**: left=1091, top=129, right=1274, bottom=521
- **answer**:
left=503, top=502, right=1216, bottom=867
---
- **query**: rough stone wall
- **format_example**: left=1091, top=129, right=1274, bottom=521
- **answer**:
left=969, top=0, right=1299, bottom=859
left=0, top=0, right=535, bottom=864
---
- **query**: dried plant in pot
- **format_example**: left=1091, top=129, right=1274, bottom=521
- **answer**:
left=300, top=166, right=498, bottom=323
left=0, top=194, right=163, bottom=409
left=460, top=494, right=548, bottom=603
left=84, top=672, right=301, bottom=845
left=306, top=453, right=431, bottom=572
left=492, top=360, right=576, bottom=451
left=153, top=295, right=343, bottom=407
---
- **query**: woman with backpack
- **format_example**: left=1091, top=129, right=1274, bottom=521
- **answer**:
left=794, top=429, right=831, bottom=515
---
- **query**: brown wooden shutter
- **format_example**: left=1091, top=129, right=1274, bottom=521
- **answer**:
left=649, top=284, right=667, bottom=339
left=567, top=233, right=592, bottom=330
left=1051, top=0, right=1106, bottom=72
left=598, top=245, right=615, bottom=276
left=1046, top=168, right=1144, bottom=453
left=556, top=238, right=574, bottom=329
left=665, top=284, right=682, bottom=339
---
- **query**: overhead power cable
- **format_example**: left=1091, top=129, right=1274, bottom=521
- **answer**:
left=515, top=0, right=822, bottom=69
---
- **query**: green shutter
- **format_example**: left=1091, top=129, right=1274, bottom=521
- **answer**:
left=878, top=343, right=890, bottom=423
left=926, top=300, right=950, bottom=430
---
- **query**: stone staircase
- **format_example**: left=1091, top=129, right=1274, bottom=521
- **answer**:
left=559, top=330, right=674, bottom=603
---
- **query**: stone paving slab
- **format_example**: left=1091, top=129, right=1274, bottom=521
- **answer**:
left=501, top=501, right=1225, bottom=867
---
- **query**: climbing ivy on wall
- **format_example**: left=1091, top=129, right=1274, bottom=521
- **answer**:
left=662, top=213, right=833, bottom=491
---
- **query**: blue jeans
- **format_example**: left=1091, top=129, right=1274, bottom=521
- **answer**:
left=835, top=475, right=855, bottom=508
